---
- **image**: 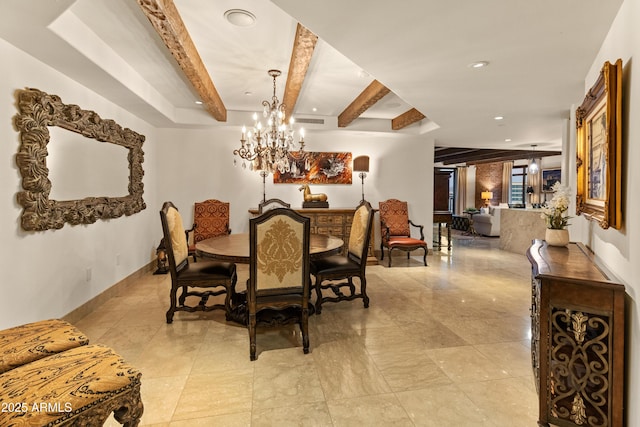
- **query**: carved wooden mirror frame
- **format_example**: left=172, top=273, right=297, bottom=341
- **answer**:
left=14, top=88, right=146, bottom=231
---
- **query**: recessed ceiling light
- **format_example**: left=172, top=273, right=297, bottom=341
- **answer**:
left=468, top=61, right=489, bottom=69
left=494, top=116, right=504, bottom=120
left=505, top=138, right=512, bottom=142
left=195, top=101, right=203, bottom=105
left=224, top=9, right=256, bottom=27
left=312, top=107, right=317, bottom=112
left=244, top=91, right=253, bottom=96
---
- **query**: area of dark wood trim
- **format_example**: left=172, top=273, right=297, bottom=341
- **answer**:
left=435, top=147, right=561, bottom=165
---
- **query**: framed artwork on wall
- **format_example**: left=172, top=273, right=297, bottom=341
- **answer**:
left=542, top=169, right=561, bottom=192
left=273, top=151, right=352, bottom=184
left=575, top=59, right=622, bottom=230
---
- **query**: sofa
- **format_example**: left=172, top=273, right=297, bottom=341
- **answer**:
left=473, top=205, right=506, bottom=237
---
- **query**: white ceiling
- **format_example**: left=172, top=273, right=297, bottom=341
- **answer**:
left=1, top=0, right=623, bottom=151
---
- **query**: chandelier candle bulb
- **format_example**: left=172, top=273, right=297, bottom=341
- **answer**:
left=233, top=69, right=307, bottom=174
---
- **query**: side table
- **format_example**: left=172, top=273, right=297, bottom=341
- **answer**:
left=463, top=210, right=479, bottom=236
left=433, top=211, right=452, bottom=250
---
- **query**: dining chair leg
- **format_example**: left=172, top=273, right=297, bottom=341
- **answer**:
left=224, top=272, right=238, bottom=321
left=314, top=276, right=324, bottom=314
left=166, top=288, right=177, bottom=324
left=178, top=285, right=187, bottom=305
left=248, top=313, right=257, bottom=361
left=301, top=309, right=309, bottom=354
left=361, top=276, right=370, bottom=308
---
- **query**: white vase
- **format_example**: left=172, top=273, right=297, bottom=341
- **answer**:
left=545, top=228, right=570, bottom=247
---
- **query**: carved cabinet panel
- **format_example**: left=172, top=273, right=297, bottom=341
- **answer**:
left=527, top=240, right=625, bottom=427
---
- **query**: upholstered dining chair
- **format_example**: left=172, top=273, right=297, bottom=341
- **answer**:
left=188, top=199, right=231, bottom=261
left=310, top=201, right=374, bottom=314
left=160, top=202, right=237, bottom=324
left=247, top=208, right=311, bottom=361
left=378, top=199, right=428, bottom=267
left=258, top=198, right=291, bottom=213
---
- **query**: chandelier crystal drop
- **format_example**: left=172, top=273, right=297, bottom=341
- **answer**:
left=233, top=69, right=306, bottom=174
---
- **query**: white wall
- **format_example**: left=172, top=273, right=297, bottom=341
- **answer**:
left=569, top=0, right=640, bottom=422
left=0, top=39, right=159, bottom=329
left=156, top=127, right=435, bottom=247
left=0, top=33, right=435, bottom=331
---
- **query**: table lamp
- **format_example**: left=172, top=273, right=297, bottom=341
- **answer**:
left=481, top=191, right=493, bottom=207
left=353, top=155, right=370, bottom=202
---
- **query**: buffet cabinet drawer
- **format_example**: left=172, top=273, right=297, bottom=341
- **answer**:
left=316, top=215, right=344, bottom=226
left=316, top=226, right=343, bottom=236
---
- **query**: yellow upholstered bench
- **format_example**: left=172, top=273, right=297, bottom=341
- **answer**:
left=0, top=318, right=89, bottom=374
left=0, top=344, right=143, bottom=426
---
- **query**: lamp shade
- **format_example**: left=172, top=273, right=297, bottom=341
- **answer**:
left=353, top=155, right=370, bottom=172
left=481, top=191, right=493, bottom=200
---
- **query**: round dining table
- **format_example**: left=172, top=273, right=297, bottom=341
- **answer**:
left=195, top=233, right=344, bottom=325
left=195, top=232, right=344, bottom=264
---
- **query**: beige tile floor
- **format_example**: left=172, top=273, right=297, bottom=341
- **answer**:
left=77, top=233, right=539, bottom=426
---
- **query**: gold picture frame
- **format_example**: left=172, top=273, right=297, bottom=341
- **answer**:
left=14, top=88, right=146, bottom=231
left=575, top=59, right=622, bottom=230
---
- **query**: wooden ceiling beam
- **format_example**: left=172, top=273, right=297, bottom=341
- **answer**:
left=435, top=148, right=478, bottom=160
left=392, top=108, right=426, bottom=130
left=464, top=150, right=561, bottom=165
left=436, top=148, right=561, bottom=165
left=434, top=147, right=488, bottom=161
left=137, top=0, right=227, bottom=121
left=338, top=80, right=390, bottom=128
left=441, top=149, right=517, bottom=164
left=283, top=24, right=318, bottom=121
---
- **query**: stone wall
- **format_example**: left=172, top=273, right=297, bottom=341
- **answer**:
left=475, top=162, right=503, bottom=207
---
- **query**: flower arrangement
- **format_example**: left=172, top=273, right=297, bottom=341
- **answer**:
left=541, top=182, right=571, bottom=229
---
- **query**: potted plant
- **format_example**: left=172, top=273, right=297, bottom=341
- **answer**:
left=540, top=182, right=571, bottom=246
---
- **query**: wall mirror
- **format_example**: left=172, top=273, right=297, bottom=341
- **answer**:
left=14, top=88, right=146, bottom=231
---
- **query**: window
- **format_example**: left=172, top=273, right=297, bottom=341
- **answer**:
left=511, top=166, right=527, bottom=204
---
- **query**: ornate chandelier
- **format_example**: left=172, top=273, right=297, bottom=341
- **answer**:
left=234, top=69, right=305, bottom=174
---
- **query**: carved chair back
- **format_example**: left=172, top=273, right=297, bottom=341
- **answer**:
left=249, top=208, right=310, bottom=296
left=258, top=198, right=291, bottom=213
left=193, top=199, right=230, bottom=243
left=347, top=201, right=375, bottom=268
left=247, top=208, right=311, bottom=360
left=160, top=202, right=190, bottom=280
left=379, top=199, right=411, bottom=240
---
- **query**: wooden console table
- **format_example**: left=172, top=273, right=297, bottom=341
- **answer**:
left=526, top=240, right=625, bottom=427
left=433, top=211, right=452, bottom=250
left=249, top=207, right=377, bottom=265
